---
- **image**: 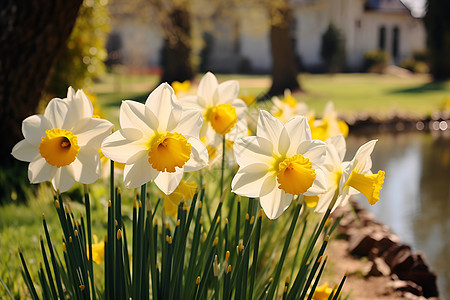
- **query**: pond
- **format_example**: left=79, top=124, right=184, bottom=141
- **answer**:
left=345, top=130, right=450, bottom=300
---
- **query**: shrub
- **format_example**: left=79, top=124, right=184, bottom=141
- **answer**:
left=320, top=23, right=346, bottom=73
left=363, top=50, right=390, bottom=73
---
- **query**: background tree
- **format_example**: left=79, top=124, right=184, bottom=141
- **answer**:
left=0, top=0, right=83, bottom=170
left=320, top=23, right=346, bottom=73
left=423, top=0, right=450, bottom=80
left=266, top=0, right=301, bottom=96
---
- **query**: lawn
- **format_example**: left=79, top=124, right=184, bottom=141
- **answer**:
left=89, top=72, right=450, bottom=125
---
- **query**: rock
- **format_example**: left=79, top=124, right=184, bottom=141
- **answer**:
left=348, top=231, right=376, bottom=257
left=402, top=292, right=427, bottom=300
left=388, top=279, right=423, bottom=296
left=365, top=257, right=391, bottom=277
left=397, top=270, right=439, bottom=298
left=391, top=248, right=415, bottom=274
left=383, top=244, right=411, bottom=268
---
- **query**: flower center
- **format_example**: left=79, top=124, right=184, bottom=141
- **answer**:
left=148, top=132, right=191, bottom=172
left=283, top=94, right=297, bottom=108
left=209, top=104, right=237, bottom=135
left=276, top=154, right=316, bottom=195
left=346, top=170, right=385, bottom=205
left=39, top=128, right=80, bottom=167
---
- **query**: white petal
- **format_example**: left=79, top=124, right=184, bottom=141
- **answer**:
left=304, top=168, right=328, bottom=196
left=284, top=116, right=311, bottom=156
left=314, top=187, right=338, bottom=213
left=278, top=127, right=290, bottom=156
left=180, top=95, right=204, bottom=110
left=299, top=140, right=327, bottom=166
left=353, top=140, right=377, bottom=173
left=172, top=107, right=203, bottom=139
left=184, top=138, right=208, bottom=172
left=257, top=110, right=284, bottom=154
left=197, top=72, right=218, bottom=106
left=101, top=128, right=147, bottom=163
left=123, top=159, right=159, bottom=189
left=145, top=83, right=182, bottom=132
left=225, top=117, right=247, bottom=142
left=51, top=166, right=75, bottom=193
left=324, top=142, right=343, bottom=171
left=22, top=115, right=52, bottom=146
left=217, top=80, right=239, bottom=104
left=154, top=169, right=184, bottom=195
left=231, top=163, right=275, bottom=198
left=120, top=100, right=157, bottom=134
left=259, top=187, right=293, bottom=220
left=28, top=157, right=56, bottom=184
left=231, top=99, right=248, bottom=117
left=326, top=134, right=346, bottom=161
left=11, top=139, right=39, bottom=162
left=233, top=136, right=274, bottom=167
left=73, top=118, right=113, bottom=149
left=71, top=150, right=101, bottom=184
left=64, top=89, right=94, bottom=130
left=44, top=98, right=69, bottom=128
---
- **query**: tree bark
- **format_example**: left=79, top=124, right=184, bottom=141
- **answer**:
left=160, top=7, right=194, bottom=84
left=0, top=0, right=83, bottom=166
left=267, top=1, right=301, bottom=97
left=423, top=0, right=450, bottom=80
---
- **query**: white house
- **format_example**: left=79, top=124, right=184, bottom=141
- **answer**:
left=108, top=0, right=426, bottom=73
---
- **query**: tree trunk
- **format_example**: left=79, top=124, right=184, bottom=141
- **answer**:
left=423, top=0, right=450, bottom=80
left=0, top=0, right=83, bottom=167
left=267, top=1, right=301, bottom=97
left=160, top=7, right=194, bottom=84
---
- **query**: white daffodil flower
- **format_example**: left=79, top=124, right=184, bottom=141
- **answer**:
left=231, top=110, right=328, bottom=219
left=180, top=72, right=248, bottom=148
left=315, top=137, right=385, bottom=213
left=271, top=89, right=309, bottom=123
left=11, top=87, right=113, bottom=193
left=101, top=83, right=208, bottom=194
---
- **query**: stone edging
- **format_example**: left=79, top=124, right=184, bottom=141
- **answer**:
left=332, top=200, right=440, bottom=299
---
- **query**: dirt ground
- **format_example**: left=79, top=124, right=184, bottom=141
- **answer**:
left=326, top=239, right=407, bottom=300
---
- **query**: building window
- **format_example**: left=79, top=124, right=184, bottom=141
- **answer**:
left=392, top=26, right=400, bottom=61
left=378, top=26, right=386, bottom=50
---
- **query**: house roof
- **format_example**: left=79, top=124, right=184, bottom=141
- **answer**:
left=365, top=0, right=411, bottom=14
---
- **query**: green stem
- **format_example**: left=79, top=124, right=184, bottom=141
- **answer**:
left=220, top=135, right=226, bottom=196
left=84, top=184, right=95, bottom=300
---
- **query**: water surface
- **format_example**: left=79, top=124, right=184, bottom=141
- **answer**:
left=345, top=131, right=450, bottom=299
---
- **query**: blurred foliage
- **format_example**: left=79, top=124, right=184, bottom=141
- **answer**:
left=363, top=50, right=390, bottom=73
left=320, top=23, right=346, bottom=73
left=46, top=0, right=110, bottom=99
left=400, top=50, right=430, bottom=74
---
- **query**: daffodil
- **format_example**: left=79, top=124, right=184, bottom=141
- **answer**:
left=313, top=283, right=333, bottom=300
left=201, top=136, right=237, bottom=167
left=161, top=180, right=198, bottom=216
left=171, top=80, right=191, bottom=96
left=232, top=110, right=328, bottom=219
left=271, top=89, right=309, bottom=123
left=180, top=72, right=248, bottom=148
left=11, top=87, right=113, bottom=192
left=87, top=235, right=105, bottom=264
left=101, top=83, right=208, bottom=194
left=310, top=102, right=349, bottom=141
left=315, top=138, right=385, bottom=213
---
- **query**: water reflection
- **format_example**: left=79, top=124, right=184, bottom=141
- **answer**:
left=345, top=131, right=450, bottom=300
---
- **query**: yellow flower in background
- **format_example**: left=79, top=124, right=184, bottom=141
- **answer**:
left=180, top=72, right=248, bottom=148
left=11, top=87, right=113, bottom=192
left=87, top=235, right=105, bottom=264
left=240, top=92, right=256, bottom=106
left=313, top=283, right=333, bottom=300
left=101, top=83, right=208, bottom=194
left=172, top=80, right=191, bottom=96
left=271, top=89, right=309, bottom=123
left=310, top=102, right=348, bottom=141
left=84, top=92, right=104, bottom=119
left=232, top=110, right=328, bottom=219
left=161, top=180, right=198, bottom=216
